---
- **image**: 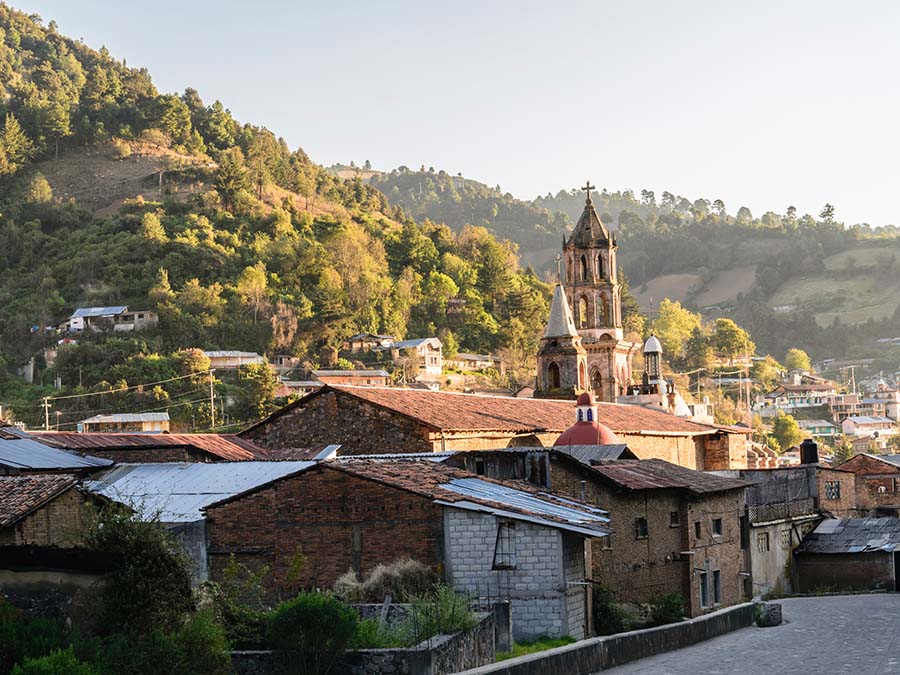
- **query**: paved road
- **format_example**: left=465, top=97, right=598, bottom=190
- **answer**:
left=610, top=595, right=900, bottom=674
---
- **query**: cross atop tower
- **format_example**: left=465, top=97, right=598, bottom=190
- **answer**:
left=581, top=181, right=595, bottom=204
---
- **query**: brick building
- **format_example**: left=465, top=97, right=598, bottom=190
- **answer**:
left=203, top=460, right=609, bottom=640
left=446, top=449, right=747, bottom=616
left=836, top=453, right=900, bottom=516
left=310, top=369, right=391, bottom=387
left=0, top=475, right=100, bottom=547
left=241, top=385, right=749, bottom=470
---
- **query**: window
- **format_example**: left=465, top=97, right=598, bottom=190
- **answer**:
left=712, top=518, right=723, bottom=537
left=586, top=408, right=594, bottom=422
left=699, top=571, right=709, bottom=608
left=757, top=532, right=770, bottom=552
left=893, top=477, right=900, bottom=492
left=492, top=522, right=517, bottom=569
left=780, top=529, right=791, bottom=550
left=712, top=570, right=721, bottom=604
left=580, top=255, right=587, bottom=280
left=547, top=363, right=560, bottom=389
left=635, top=517, right=649, bottom=539
left=669, top=511, right=680, bottom=528
left=475, top=459, right=485, bottom=476
left=824, top=481, right=841, bottom=500
left=694, top=521, right=701, bottom=540
left=577, top=409, right=584, bottom=422
left=600, top=533, right=613, bottom=550
left=739, top=514, right=749, bottom=550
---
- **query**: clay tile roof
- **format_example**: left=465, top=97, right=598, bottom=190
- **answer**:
left=328, top=460, right=609, bottom=535
left=0, top=474, right=76, bottom=527
left=588, top=459, right=748, bottom=495
left=243, top=385, right=731, bottom=437
left=35, top=432, right=266, bottom=462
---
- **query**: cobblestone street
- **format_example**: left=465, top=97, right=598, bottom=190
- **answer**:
left=611, top=595, right=900, bottom=674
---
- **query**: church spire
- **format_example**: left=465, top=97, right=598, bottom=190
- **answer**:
left=544, top=284, right=579, bottom=338
left=570, top=179, right=610, bottom=247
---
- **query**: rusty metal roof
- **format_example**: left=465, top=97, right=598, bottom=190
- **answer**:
left=588, top=459, right=749, bottom=494
left=35, top=432, right=266, bottom=462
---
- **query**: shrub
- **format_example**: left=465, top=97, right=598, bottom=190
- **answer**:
left=206, top=555, right=270, bottom=648
left=359, top=558, right=436, bottom=602
left=110, top=139, right=132, bottom=159
left=267, top=593, right=359, bottom=675
left=592, top=585, right=630, bottom=635
left=81, top=504, right=194, bottom=635
left=0, top=601, right=68, bottom=673
left=171, top=610, right=231, bottom=675
left=397, top=584, right=477, bottom=646
left=11, top=647, right=97, bottom=675
left=332, top=568, right=366, bottom=604
left=649, top=592, right=684, bottom=626
left=349, top=618, right=406, bottom=649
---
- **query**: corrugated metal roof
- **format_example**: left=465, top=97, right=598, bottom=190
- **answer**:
left=81, top=413, right=170, bottom=424
left=312, top=370, right=390, bottom=377
left=84, top=461, right=314, bottom=522
left=0, top=439, right=113, bottom=470
left=797, top=517, right=900, bottom=554
left=37, top=432, right=265, bottom=462
left=845, top=415, right=894, bottom=424
left=390, top=338, right=440, bottom=349
left=202, top=350, right=263, bottom=359
left=552, top=444, right=634, bottom=463
left=71, top=306, right=128, bottom=318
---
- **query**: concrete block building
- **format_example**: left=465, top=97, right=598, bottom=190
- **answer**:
left=203, top=460, right=609, bottom=640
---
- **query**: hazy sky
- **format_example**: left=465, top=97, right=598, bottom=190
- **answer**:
left=14, top=1, right=900, bottom=225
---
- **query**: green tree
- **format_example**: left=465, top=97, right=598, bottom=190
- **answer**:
left=140, top=212, right=168, bottom=243
left=684, top=326, right=714, bottom=371
left=651, top=299, right=702, bottom=363
left=236, top=262, right=270, bottom=324
left=751, top=355, right=783, bottom=392
left=0, top=113, right=33, bottom=173
left=236, top=362, right=278, bottom=421
left=214, top=147, right=250, bottom=212
left=784, top=348, right=812, bottom=372
left=772, top=413, right=802, bottom=451
left=713, top=318, right=755, bottom=365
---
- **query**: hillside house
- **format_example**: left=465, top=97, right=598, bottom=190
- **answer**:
left=835, top=453, right=900, bottom=516
left=383, top=337, right=443, bottom=375
left=343, top=333, right=395, bottom=353
left=78, top=412, right=170, bottom=433
left=310, top=369, right=391, bottom=387
left=841, top=415, right=897, bottom=437
left=444, top=353, right=499, bottom=372
left=63, top=306, right=157, bottom=333
left=203, top=459, right=608, bottom=639
left=797, top=419, right=838, bottom=440
left=203, top=350, right=266, bottom=370
left=240, top=385, right=750, bottom=470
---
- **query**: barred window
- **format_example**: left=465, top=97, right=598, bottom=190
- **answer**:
left=635, top=517, right=649, bottom=539
left=492, top=521, right=517, bottom=570
left=757, top=532, right=770, bottom=552
left=781, top=529, right=791, bottom=549
left=669, top=511, right=680, bottom=527
left=824, top=481, right=841, bottom=500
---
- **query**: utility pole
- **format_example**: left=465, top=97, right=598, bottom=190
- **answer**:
left=209, top=369, right=215, bottom=430
left=42, top=397, right=50, bottom=431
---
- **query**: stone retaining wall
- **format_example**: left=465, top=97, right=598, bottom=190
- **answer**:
left=455, top=601, right=759, bottom=675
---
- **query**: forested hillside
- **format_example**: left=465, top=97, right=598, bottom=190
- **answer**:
left=0, top=4, right=549, bottom=427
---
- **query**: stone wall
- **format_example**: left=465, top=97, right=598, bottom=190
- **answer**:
left=454, top=601, right=759, bottom=675
left=0, top=488, right=94, bottom=547
left=443, top=508, right=587, bottom=640
left=619, top=434, right=703, bottom=470
left=232, top=610, right=495, bottom=675
left=794, top=552, right=894, bottom=593
left=205, top=465, right=444, bottom=597
left=80, top=447, right=196, bottom=463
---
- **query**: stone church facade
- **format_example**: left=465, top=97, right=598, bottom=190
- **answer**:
left=536, top=184, right=639, bottom=401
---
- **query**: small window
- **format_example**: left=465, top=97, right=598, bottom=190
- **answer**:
left=712, top=518, right=723, bottom=537
left=699, top=571, right=709, bottom=607
left=669, top=511, right=680, bottom=528
left=780, top=529, right=791, bottom=550
left=635, top=517, right=649, bottom=539
left=757, top=532, right=770, bottom=552
left=475, top=459, right=485, bottom=476
left=492, top=522, right=517, bottom=570
left=694, top=521, right=701, bottom=540
left=586, top=408, right=594, bottom=422
left=600, top=533, right=613, bottom=550
left=578, top=409, right=584, bottom=422
left=712, top=570, right=721, bottom=604
left=824, top=481, right=841, bottom=500
left=893, top=477, right=900, bottom=492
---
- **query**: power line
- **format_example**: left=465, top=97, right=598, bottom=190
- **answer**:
left=47, top=371, right=209, bottom=401
left=50, top=397, right=212, bottom=430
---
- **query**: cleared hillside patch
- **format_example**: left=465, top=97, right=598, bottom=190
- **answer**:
left=822, top=246, right=899, bottom=271
left=633, top=273, right=702, bottom=313
left=693, top=266, right=757, bottom=307
left=772, top=274, right=900, bottom=327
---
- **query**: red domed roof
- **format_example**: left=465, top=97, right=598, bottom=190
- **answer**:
left=576, top=391, right=595, bottom=406
left=555, top=420, right=621, bottom=446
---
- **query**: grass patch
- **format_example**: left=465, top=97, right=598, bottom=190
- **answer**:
left=496, top=636, right=576, bottom=661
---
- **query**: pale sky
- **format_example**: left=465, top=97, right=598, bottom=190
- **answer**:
left=15, top=1, right=900, bottom=226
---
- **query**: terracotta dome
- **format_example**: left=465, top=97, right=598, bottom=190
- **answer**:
left=576, top=391, right=594, bottom=406
left=555, top=420, right=621, bottom=446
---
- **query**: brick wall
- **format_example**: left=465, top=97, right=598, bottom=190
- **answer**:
left=815, top=468, right=859, bottom=517
left=794, top=551, right=894, bottom=592
left=443, top=508, right=586, bottom=640
left=80, top=447, right=195, bottom=463
left=618, top=434, right=703, bottom=470
left=562, top=533, right=587, bottom=639
left=242, top=391, right=436, bottom=454
left=205, top=466, right=444, bottom=597
left=836, top=454, right=900, bottom=514
left=0, top=488, right=94, bottom=547
left=702, top=433, right=749, bottom=471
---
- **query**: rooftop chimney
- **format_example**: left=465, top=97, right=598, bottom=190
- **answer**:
left=800, top=438, right=819, bottom=465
